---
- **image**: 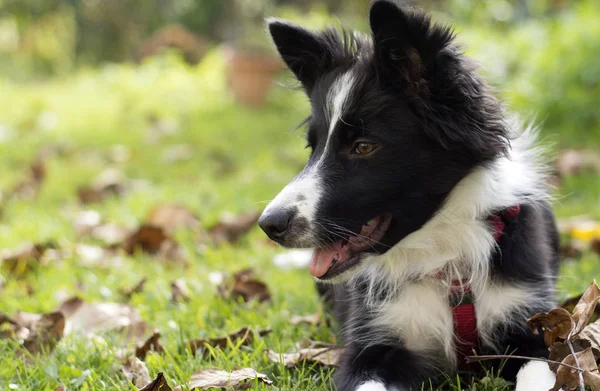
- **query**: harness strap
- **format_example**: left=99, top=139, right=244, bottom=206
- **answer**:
left=450, top=204, right=521, bottom=369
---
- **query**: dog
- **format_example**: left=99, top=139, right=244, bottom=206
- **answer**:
left=258, top=1, right=560, bottom=390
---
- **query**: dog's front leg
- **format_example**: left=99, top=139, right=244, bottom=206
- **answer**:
left=333, top=343, right=430, bottom=391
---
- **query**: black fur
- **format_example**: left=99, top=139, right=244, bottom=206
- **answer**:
left=263, top=1, right=559, bottom=390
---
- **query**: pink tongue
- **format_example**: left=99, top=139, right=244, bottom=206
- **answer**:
left=309, top=241, right=351, bottom=277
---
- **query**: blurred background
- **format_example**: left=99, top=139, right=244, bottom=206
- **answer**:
left=0, top=1, right=599, bottom=389
left=1, top=0, right=599, bottom=140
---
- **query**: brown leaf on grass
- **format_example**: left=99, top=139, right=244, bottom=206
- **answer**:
left=560, top=240, right=585, bottom=260
left=551, top=347, right=600, bottom=391
left=548, top=339, right=595, bottom=372
left=57, top=296, right=85, bottom=317
left=561, top=294, right=600, bottom=326
left=139, top=372, right=173, bottom=391
left=208, top=211, right=260, bottom=245
left=556, top=150, right=586, bottom=177
left=121, top=278, right=147, bottom=300
left=186, top=327, right=271, bottom=356
left=135, top=330, right=164, bottom=360
left=1, top=241, right=57, bottom=277
left=571, top=281, right=600, bottom=335
left=8, top=156, right=46, bottom=201
left=119, top=224, right=187, bottom=264
left=217, top=269, right=270, bottom=303
left=123, top=356, right=153, bottom=388
left=187, top=368, right=272, bottom=390
left=291, top=312, right=325, bottom=327
left=171, top=279, right=191, bottom=303
left=55, top=384, right=68, bottom=391
left=526, top=308, right=574, bottom=346
left=555, top=149, right=600, bottom=177
left=267, top=340, right=344, bottom=368
left=147, top=204, right=200, bottom=233
left=579, top=318, right=600, bottom=353
left=78, top=169, right=126, bottom=204
left=58, top=296, right=146, bottom=339
left=0, top=311, right=65, bottom=356
left=592, top=238, right=600, bottom=256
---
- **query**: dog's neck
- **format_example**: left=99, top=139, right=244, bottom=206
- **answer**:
left=350, top=121, right=550, bottom=304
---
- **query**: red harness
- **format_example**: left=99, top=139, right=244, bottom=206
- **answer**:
left=449, top=205, right=521, bottom=369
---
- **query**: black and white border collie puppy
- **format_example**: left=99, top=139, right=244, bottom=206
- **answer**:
left=258, top=1, right=560, bottom=390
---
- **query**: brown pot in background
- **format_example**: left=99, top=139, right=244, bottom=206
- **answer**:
left=224, top=47, right=282, bottom=108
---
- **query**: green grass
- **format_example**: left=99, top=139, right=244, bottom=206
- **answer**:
left=0, top=51, right=599, bottom=391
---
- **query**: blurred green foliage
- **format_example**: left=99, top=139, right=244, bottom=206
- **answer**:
left=0, top=0, right=598, bottom=145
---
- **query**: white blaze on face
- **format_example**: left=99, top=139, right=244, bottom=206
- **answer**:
left=262, top=71, right=357, bottom=240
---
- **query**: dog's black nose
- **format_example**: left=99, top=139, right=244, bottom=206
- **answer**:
left=258, top=209, right=292, bottom=241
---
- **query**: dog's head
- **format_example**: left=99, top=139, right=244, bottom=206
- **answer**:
left=259, top=0, right=509, bottom=281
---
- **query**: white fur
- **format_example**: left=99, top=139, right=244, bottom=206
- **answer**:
left=262, top=162, right=323, bottom=233
left=326, top=71, right=356, bottom=147
left=371, top=280, right=456, bottom=366
left=516, top=361, right=557, bottom=391
left=262, top=71, right=357, bottom=240
left=356, top=381, right=397, bottom=391
left=345, top=123, right=550, bottom=368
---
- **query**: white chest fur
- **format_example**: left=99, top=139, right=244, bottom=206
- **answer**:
left=370, top=280, right=531, bottom=368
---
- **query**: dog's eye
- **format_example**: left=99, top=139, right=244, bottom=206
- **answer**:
left=352, top=142, right=379, bottom=155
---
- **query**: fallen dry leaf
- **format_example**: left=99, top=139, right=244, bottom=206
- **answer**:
left=139, top=372, right=173, bottom=391
left=291, top=312, right=325, bottom=327
left=592, top=238, right=600, bottom=256
left=526, top=308, right=574, bottom=346
left=171, top=279, right=191, bottom=303
left=57, top=296, right=85, bottom=317
left=267, top=340, right=344, bottom=367
left=78, top=168, right=126, bottom=204
left=208, top=211, right=260, bottom=245
left=1, top=241, right=56, bottom=277
left=560, top=293, right=600, bottom=325
left=0, top=311, right=65, bottom=356
left=187, top=368, right=272, bottom=390
left=579, top=318, right=600, bottom=353
left=551, top=347, right=600, bottom=391
left=147, top=204, right=200, bottom=233
left=119, top=224, right=187, bottom=264
left=7, top=155, right=46, bottom=201
left=121, top=278, right=147, bottom=301
left=560, top=239, right=585, bottom=260
left=135, top=330, right=164, bottom=360
left=217, top=269, right=270, bottom=303
left=123, top=356, right=152, bottom=388
left=186, top=327, right=271, bottom=356
left=555, top=149, right=600, bottom=177
left=58, top=296, right=146, bottom=339
left=556, top=149, right=585, bottom=177
left=572, top=281, right=600, bottom=335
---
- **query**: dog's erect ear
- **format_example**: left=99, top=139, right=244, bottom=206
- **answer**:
left=369, top=1, right=454, bottom=95
left=267, top=18, right=332, bottom=92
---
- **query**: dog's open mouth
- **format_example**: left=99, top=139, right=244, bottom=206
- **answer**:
left=309, top=214, right=392, bottom=279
